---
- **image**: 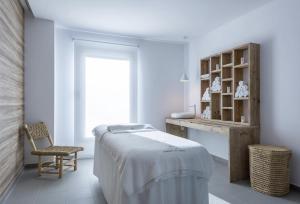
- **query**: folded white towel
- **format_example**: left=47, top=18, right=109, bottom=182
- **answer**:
left=107, top=124, right=154, bottom=132
left=200, top=74, right=210, bottom=79
left=93, top=124, right=155, bottom=138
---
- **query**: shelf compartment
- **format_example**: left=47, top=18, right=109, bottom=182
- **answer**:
left=211, top=91, right=221, bottom=94
left=211, top=74, right=221, bottom=93
left=201, top=80, right=210, bottom=92
left=201, top=80, right=210, bottom=108
left=222, top=52, right=233, bottom=65
left=234, top=100, right=249, bottom=123
left=233, top=68, right=249, bottom=98
left=222, top=66, right=232, bottom=78
left=201, top=100, right=211, bottom=103
left=211, top=55, right=221, bottom=72
left=200, top=104, right=210, bottom=117
left=201, top=59, right=210, bottom=75
left=222, top=80, right=232, bottom=94
left=234, top=47, right=248, bottom=66
left=222, top=95, right=233, bottom=107
left=211, top=93, right=221, bottom=120
left=222, top=109, right=233, bottom=121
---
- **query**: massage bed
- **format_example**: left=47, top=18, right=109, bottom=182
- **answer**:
left=93, top=124, right=213, bottom=204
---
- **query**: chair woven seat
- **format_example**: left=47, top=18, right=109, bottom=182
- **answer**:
left=32, top=146, right=84, bottom=156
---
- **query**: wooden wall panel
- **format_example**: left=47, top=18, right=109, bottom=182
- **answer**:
left=0, top=0, right=24, bottom=198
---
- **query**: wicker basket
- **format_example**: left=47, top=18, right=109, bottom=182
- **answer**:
left=248, top=145, right=291, bottom=196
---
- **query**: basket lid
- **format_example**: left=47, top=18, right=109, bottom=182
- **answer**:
left=249, top=144, right=290, bottom=152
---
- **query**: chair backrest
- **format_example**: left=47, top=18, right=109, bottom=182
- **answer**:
left=23, top=122, right=54, bottom=151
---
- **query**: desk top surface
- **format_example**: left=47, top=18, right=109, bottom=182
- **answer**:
left=166, top=118, right=258, bottom=134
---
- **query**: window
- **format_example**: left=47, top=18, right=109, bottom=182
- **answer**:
left=75, top=42, right=137, bottom=157
left=84, top=57, right=130, bottom=137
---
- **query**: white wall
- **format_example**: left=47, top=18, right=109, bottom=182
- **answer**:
left=24, top=13, right=55, bottom=164
left=186, top=0, right=300, bottom=186
left=138, top=40, right=185, bottom=130
left=54, top=28, right=75, bottom=146
left=55, top=27, right=185, bottom=145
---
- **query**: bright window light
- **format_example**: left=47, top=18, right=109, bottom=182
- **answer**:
left=85, top=57, right=130, bottom=137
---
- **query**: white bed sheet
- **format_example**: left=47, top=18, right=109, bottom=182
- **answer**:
left=93, top=127, right=213, bottom=204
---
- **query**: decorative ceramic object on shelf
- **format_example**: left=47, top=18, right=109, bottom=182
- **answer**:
left=200, top=74, right=210, bottom=80
left=227, top=86, right=231, bottom=93
left=202, top=87, right=211, bottom=101
left=235, top=81, right=249, bottom=98
left=241, top=57, right=245, bottom=64
left=241, top=115, right=246, bottom=123
left=211, top=76, right=221, bottom=92
left=201, top=106, right=211, bottom=119
left=216, top=64, right=220, bottom=70
left=243, top=49, right=248, bottom=63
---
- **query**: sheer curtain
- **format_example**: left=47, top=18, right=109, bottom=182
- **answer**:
left=74, top=41, right=138, bottom=157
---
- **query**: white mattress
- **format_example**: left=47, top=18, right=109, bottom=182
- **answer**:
left=93, top=126, right=213, bottom=204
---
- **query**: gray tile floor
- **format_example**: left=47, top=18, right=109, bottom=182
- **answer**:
left=3, top=159, right=300, bottom=204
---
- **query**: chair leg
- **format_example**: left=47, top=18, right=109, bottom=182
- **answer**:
left=38, top=156, right=42, bottom=176
left=59, top=156, right=63, bottom=179
left=55, top=156, right=59, bottom=169
left=74, top=152, right=77, bottom=171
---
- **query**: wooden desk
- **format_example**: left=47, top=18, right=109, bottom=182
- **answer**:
left=166, top=118, right=260, bottom=182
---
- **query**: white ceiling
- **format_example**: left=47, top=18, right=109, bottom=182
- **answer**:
left=27, top=0, right=273, bottom=41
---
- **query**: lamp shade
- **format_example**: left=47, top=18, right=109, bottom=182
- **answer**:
left=180, top=73, right=189, bottom=82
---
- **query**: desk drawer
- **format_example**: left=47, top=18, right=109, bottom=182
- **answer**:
left=165, top=123, right=187, bottom=138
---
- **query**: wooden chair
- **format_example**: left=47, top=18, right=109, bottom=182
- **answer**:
left=23, top=122, right=84, bottom=178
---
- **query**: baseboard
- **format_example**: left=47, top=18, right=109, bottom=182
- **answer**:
left=211, top=154, right=300, bottom=191
left=0, top=167, right=23, bottom=204
left=291, top=184, right=300, bottom=192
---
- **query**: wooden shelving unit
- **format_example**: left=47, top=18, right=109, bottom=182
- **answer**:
left=200, top=43, right=260, bottom=125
